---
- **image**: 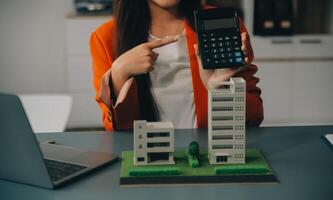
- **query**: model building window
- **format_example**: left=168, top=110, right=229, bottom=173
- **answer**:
left=235, top=135, right=244, bottom=140
left=148, top=152, right=169, bottom=162
left=216, top=156, right=228, bottom=163
left=212, top=97, right=234, bottom=102
left=235, top=154, right=244, bottom=158
left=223, top=85, right=230, bottom=89
left=212, top=144, right=233, bottom=149
left=137, top=157, right=145, bottom=162
left=235, top=116, right=244, bottom=121
left=213, top=116, right=234, bottom=121
left=213, top=126, right=234, bottom=130
left=235, top=87, right=244, bottom=92
left=212, top=135, right=233, bottom=140
left=147, top=142, right=170, bottom=148
left=147, top=132, right=170, bottom=138
left=213, top=107, right=233, bottom=111
left=235, top=106, right=244, bottom=111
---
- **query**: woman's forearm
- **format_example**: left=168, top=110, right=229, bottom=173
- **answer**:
left=110, top=63, right=129, bottom=99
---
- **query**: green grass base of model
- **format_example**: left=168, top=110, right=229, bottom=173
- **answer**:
left=128, top=167, right=182, bottom=177
left=120, top=149, right=273, bottom=178
left=214, top=165, right=269, bottom=175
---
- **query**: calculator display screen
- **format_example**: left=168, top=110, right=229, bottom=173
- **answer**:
left=203, top=18, right=235, bottom=30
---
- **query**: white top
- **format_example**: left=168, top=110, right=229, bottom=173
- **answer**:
left=149, top=32, right=196, bottom=129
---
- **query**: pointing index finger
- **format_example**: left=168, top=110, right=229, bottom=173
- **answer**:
left=146, top=36, right=179, bottom=49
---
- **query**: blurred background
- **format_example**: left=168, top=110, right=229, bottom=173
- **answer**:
left=0, top=0, right=332, bottom=132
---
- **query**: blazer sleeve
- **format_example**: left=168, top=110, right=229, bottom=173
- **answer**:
left=90, top=31, right=141, bottom=131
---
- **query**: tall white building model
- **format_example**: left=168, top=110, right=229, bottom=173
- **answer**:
left=208, top=78, right=246, bottom=164
left=133, top=120, right=175, bottom=166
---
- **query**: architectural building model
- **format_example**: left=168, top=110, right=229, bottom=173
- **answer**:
left=125, top=80, right=277, bottom=185
left=208, top=77, right=246, bottom=164
left=133, top=120, right=175, bottom=166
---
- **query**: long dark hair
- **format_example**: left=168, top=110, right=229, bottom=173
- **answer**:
left=112, top=0, right=202, bottom=121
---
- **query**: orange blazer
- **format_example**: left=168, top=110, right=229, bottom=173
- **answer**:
left=90, top=18, right=264, bottom=131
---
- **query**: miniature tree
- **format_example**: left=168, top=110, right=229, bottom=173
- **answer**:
left=187, top=141, right=200, bottom=168
left=189, top=141, right=200, bottom=157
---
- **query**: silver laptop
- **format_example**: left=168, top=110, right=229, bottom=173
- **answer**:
left=0, top=93, right=118, bottom=189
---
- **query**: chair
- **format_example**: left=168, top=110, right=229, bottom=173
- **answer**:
left=18, top=95, right=72, bottom=133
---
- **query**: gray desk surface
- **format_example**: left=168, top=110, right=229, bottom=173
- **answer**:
left=1, top=126, right=333, bottom=200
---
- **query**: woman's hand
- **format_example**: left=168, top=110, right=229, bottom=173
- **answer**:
left=98, top=36, right=178, bottom=108
left=241, top=32, right=254, bottom=64
left=112, top=36, right=178, bottom=79
left=194, top=32, right=253, bottom=89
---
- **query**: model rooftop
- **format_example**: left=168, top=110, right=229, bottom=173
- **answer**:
left=209, top=78, right=246, bottom=94
left=146, top=121, right=173, bottom=130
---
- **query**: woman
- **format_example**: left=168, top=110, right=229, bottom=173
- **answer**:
left=90, top=0, right=263, bottom=131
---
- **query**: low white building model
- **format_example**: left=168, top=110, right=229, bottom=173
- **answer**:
left=133, top=120, right=175, bottom=166
left=208, top=77, right=246, bottom=164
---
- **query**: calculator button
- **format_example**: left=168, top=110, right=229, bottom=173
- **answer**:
left=214, top=60, right=220, bottom=64
left=218, top=37, right=223, bottom=41
left=227, top=47, right=232, bottom=52
left=221, top=53, right=226, bottom=58
left=234, top=46, right=241, bottom=51
left=213, top=54, right=219, bottom=59
left=236, top=58, right=243, bottom=63
left=235, top=52, right=242, bottom=57
left=233, top=36, right=238, bottom=40
left=221, top=59, right=227, bottom=64
left=227, top=53, right=233, bottom=57
left=211, top=43, right=216, bottom=48
left=210, top=33, right=214, bottom=37
left=212, top=49, right=218, bottom=53
left=219, top=48, right=224, bottom=53
left=203, top=34, right=207, bottom=37
left=203, top=38, right=208, bottom=43
left=218, top=42, right=223, bottom=47
left=234, top=41, right=239, bottom=46
left=225, top=36, right=230, bottom=40
left=225, top=42, right=231, bottom=46
left=205, top=58, right=211, bottom=63
left=228, top=58, right=233, bottom=63
left=210, top=38, right=216, bottom=42
left=203, top=44, right=209, bottom=48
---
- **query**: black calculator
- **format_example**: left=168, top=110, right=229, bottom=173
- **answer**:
left=194, top=7, right=245, bottom=69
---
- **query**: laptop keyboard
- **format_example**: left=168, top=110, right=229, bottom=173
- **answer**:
left=44, top=159, right=88, bottom=182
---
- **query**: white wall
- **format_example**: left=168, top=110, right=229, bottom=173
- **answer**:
left=330, top=1, right=333, bottom=33
left=0, top=0, right=73, bottom=94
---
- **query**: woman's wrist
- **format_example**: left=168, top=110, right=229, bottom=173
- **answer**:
left=111, top=62, right=130, bottom=84
left=110, top=62, right=131, bottom=98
